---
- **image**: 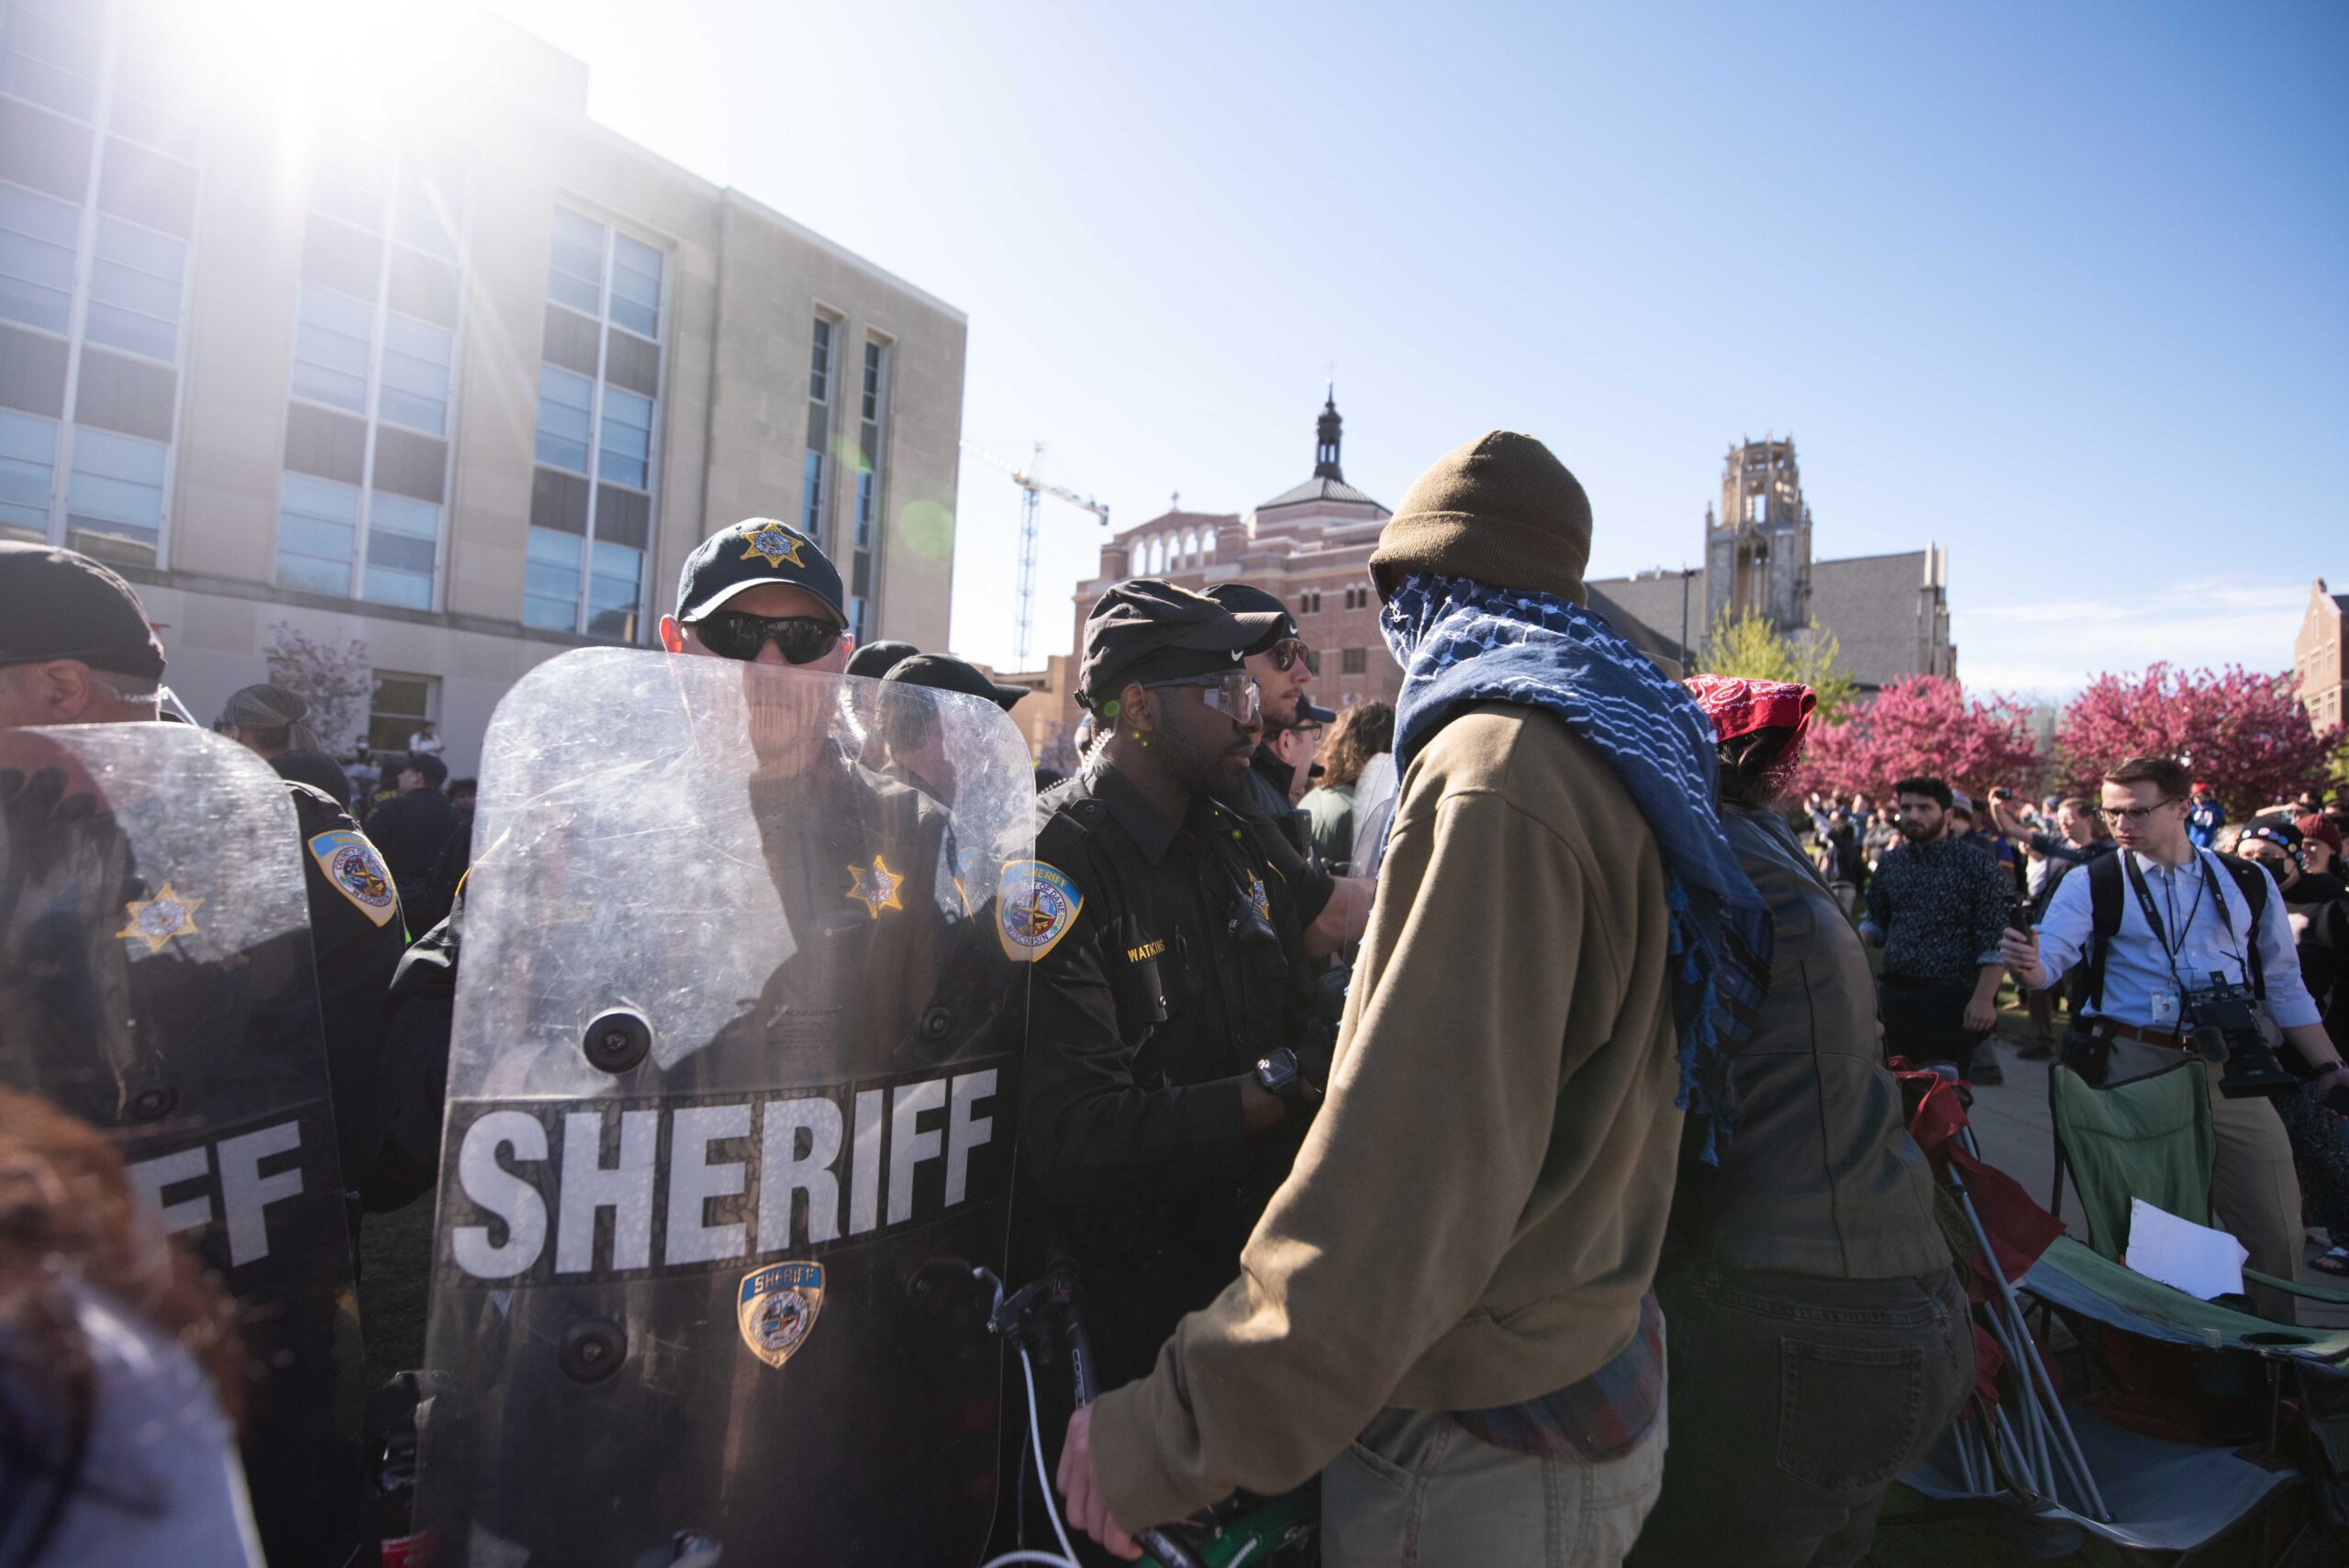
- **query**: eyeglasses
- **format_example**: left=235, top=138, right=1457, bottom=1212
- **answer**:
left=1264, top=638, right=1318, bottom=676
left=687, top=611, right=843, bottom=664
left=2099, top=799, right=2181, bottom=825
left=1144, top=671, right=1262, bottom=727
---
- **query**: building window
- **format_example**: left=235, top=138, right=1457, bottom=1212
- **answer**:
left=847, top=335, right=885, bottom=640
left=0, top=2, right=200, bottom=560
left=274, top=137, right=464, bottom=609
left=803, top=315, right=833, bottom=541
left=1299, top=589, right=1320, bottom=614
left=366, top=671, right=437, bottom=755
left=524, top=205, right=663, bottom=639
left=1340, top=647, right=1367, bottom=675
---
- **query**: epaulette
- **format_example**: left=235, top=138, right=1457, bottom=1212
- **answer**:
left=283, top=779, right=348, bottom=817
left=1037, top=796, right=1104, bottom=862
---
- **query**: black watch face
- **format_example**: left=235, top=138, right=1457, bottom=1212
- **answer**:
left=1259, top=1053, right=1295, bottom=1090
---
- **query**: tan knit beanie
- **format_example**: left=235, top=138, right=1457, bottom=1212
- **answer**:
left=1368, top=430, right=1593, bottom=606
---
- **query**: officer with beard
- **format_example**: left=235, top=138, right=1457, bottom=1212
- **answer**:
left=1013, top=580, right=1322, bottom=1401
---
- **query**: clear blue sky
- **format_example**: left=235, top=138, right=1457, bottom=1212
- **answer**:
left=474, top=0, right=2347, bottom=697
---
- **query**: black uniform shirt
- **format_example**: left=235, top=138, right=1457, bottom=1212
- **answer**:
left=285, top=782, right=408, bottom=1195
left=1019, top=760, right=1313, bottom=1383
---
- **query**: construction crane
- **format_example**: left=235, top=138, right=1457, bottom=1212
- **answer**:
left=963, top=440, right=1109, bottom=668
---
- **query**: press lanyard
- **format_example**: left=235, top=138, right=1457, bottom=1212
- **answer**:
left=2122, top=850, right=2241, bottom=989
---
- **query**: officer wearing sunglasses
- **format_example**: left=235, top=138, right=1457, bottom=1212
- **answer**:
left=1011, top=578, right=1329, bottom=1414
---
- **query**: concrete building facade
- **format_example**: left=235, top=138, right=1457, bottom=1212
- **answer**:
left=0, top=0, right=966, bottom=773
left=1586, top=437, right=1956, bottom=694
left=2296, top=578, right=2349, bottom=735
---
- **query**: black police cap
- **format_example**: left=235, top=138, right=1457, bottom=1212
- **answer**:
left=845, top=639, right=920, bottom=680
left=674, top=518, right=846, bottom=627
left=884, top=653, right=1030, bottom=713
left=1078, top=578, right=1282, bottom=708
left=1202, top=582, right=1298, bottom=656
left=0, top=541, right=166, bottom=680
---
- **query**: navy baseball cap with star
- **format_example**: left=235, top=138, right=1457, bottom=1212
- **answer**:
left=674, top=518, right=846, bottom=627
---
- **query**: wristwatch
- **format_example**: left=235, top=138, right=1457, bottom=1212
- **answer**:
left=1255, top=1047, right=1309, bottom=1122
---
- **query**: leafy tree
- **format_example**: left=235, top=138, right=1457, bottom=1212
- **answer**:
left=1699, top=607, right=1860, bottom=722
left=2054, top=663, right=2342, bottom=814
left=1791, top=675, right=2043, bottom=803
left=262, top=622, right=374, bottom=756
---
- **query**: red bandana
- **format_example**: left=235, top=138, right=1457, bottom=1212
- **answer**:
left=1683, top=675, right=1817, bottom=792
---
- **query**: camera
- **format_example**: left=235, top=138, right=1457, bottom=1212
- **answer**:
left=2185, top=971, right=2299, bottom=1100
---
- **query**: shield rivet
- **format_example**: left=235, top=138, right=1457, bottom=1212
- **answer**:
left=126, top=1081, right=176, bottom=1122
left=582, top=1009, right=651, bottom=1073
left=918, top=1005, right=952, bottom=1042
left=558, top=1318, right=626, bottom=1384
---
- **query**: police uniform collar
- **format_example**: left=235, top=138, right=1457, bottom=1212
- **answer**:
left=1080, top=759, right=1189, bottom=864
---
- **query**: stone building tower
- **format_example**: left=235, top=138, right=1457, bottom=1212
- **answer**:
left=1703, top=436, right=1813, bottom=631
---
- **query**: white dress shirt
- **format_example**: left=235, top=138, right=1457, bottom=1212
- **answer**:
left=2030, top=848, right=2322, bottom=1030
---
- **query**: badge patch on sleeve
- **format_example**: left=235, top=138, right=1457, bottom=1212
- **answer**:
left=997, top=860, right=1081, bottom=962
left=738, top=1262, right=825, bottom=1368
left=307, top=829, right=401, bottom=927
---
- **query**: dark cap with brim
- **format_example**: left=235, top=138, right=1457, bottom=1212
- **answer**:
left=675, top=518, right=846, bottom=626
left=1294, top=698, right=1338, bottom=727
left=1078, top=578, right=1280, bottom=707
left=0, top=542, right=166, bottom=680
left=884, top=653, right=1029, bottom=713
left=845, top=639, right=920, bottom=680
left=1202, top=582, right=1297, bottom=655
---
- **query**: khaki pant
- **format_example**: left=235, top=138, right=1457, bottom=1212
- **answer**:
left=1322, top=1401, right=1668, bottom=1568
left=2207, top=1061, right=2305, bottom=1324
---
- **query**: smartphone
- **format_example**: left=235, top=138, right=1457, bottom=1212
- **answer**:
left=2005, top=897, right=2033, bottom=938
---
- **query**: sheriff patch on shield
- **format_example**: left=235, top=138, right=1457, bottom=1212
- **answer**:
left=738, top=1262, right=825, bottom=1369
left=997, top=860, right=1081, bottom=963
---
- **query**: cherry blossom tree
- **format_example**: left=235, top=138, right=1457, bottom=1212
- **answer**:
left=2054, top=663, right=2341, bottom=813
left=1790, top=675, right=2043, bottom=803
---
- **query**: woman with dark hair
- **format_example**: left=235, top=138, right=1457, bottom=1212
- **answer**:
left=0, top=1089, right=259, bottom=1567
left=1627, top=676, right=1971, bottom=1568
left=1297, top=699, right=1394, bottom=872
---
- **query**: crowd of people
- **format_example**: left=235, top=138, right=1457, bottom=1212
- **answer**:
left=0, top=422, right=2343, bottom=1567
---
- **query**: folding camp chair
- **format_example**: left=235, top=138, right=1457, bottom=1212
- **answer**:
left=1890, top=1063, right=2329, bottom=1563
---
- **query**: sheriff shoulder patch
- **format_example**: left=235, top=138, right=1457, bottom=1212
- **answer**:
left=738, top=1261, right=825, bottom=1369
left=307, top=829, right=401, bottom=927
left=997, top=860, right=1081, bottom=963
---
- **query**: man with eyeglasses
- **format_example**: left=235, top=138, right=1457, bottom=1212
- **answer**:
left=2002, top=755, right=2341, bottom=1318
left=1013, top=579, right=1325, bottom=1413
left=1202, top=583, right=1373, bottom=956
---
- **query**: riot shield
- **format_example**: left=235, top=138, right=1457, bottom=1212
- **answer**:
left=1349, top=751, right=1398, bottom=878
left=0, top=723, right=368, bottom=1565
left=418, top=649, right=1034, bottom=1567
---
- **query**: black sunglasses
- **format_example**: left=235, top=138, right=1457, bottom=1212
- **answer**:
left=1265, top=638, right=1318, bottom=675
left=687, top=611, right=843, bottom=665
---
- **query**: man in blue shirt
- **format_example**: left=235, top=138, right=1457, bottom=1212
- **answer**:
left=2188, top=783, right=2226, bottom=850
left=2003, top=755, right=2340, bottom=1321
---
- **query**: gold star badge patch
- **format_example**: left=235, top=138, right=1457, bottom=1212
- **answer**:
left=739, top=521, right=808, bottom=570
left=845, top=855, right=905, bottom=918
left=118, top=884, right=204, bottom=952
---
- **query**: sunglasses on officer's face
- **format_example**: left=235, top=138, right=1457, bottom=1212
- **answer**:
left=1144, top=671, right=1262, bottom=727
left=686, top=611, right=844, bottom=664
left=1263, top=638, right=1317, bottom=676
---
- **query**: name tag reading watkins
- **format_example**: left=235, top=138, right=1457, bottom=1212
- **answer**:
left=440, top=1067, right=1006, bottom=1284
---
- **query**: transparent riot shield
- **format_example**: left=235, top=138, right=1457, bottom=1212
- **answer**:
left=0, top=724, right=368, bottom=1565
left=418, top=649, right=1035, bottom=1567
left=1349, top=751, right=1398, bottom=878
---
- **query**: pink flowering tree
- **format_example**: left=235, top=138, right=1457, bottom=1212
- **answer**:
left=2054, top=663, right=2341, bottom=813
left=1791, top=675, right=2043, bottom=803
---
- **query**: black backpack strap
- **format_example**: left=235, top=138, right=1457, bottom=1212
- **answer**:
left=2205, top=851, right=2270, bottom=999
left=2082, top=851, right=2125, bottom=1013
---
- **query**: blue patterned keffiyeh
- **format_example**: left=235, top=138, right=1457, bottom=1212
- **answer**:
left=1380, top=573, right=1771, bottom=1163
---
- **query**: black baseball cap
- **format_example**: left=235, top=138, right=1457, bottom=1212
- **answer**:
left=1078, top=579, right=1283, bottom=709
left=400, top=751, right=450, bottom=788
left=1294, top=697, right=1338, bottom=728
left=0, top=541, right=166, bottom=680
left=884, top=653, right=1029, bottom=713
left=1202, top=582, right=1298, bottom=656
left=845, top=639, right=920, bottom=680
left=674, top=518, right=845, bottom=627
left=2240, top=820, right=2302, bottom=854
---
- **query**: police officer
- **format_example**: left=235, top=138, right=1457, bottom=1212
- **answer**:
left=1202, top=581, right=1372, bottom=956
left=1015, top=579, right=1324, bottom=1396
left=0, top=541, right=388, bottom=1565
left=876, top=652, right=1029, bottom=806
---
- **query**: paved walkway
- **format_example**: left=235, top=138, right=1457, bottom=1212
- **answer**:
left=1960, top=1036, right=2349, bottom=1329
